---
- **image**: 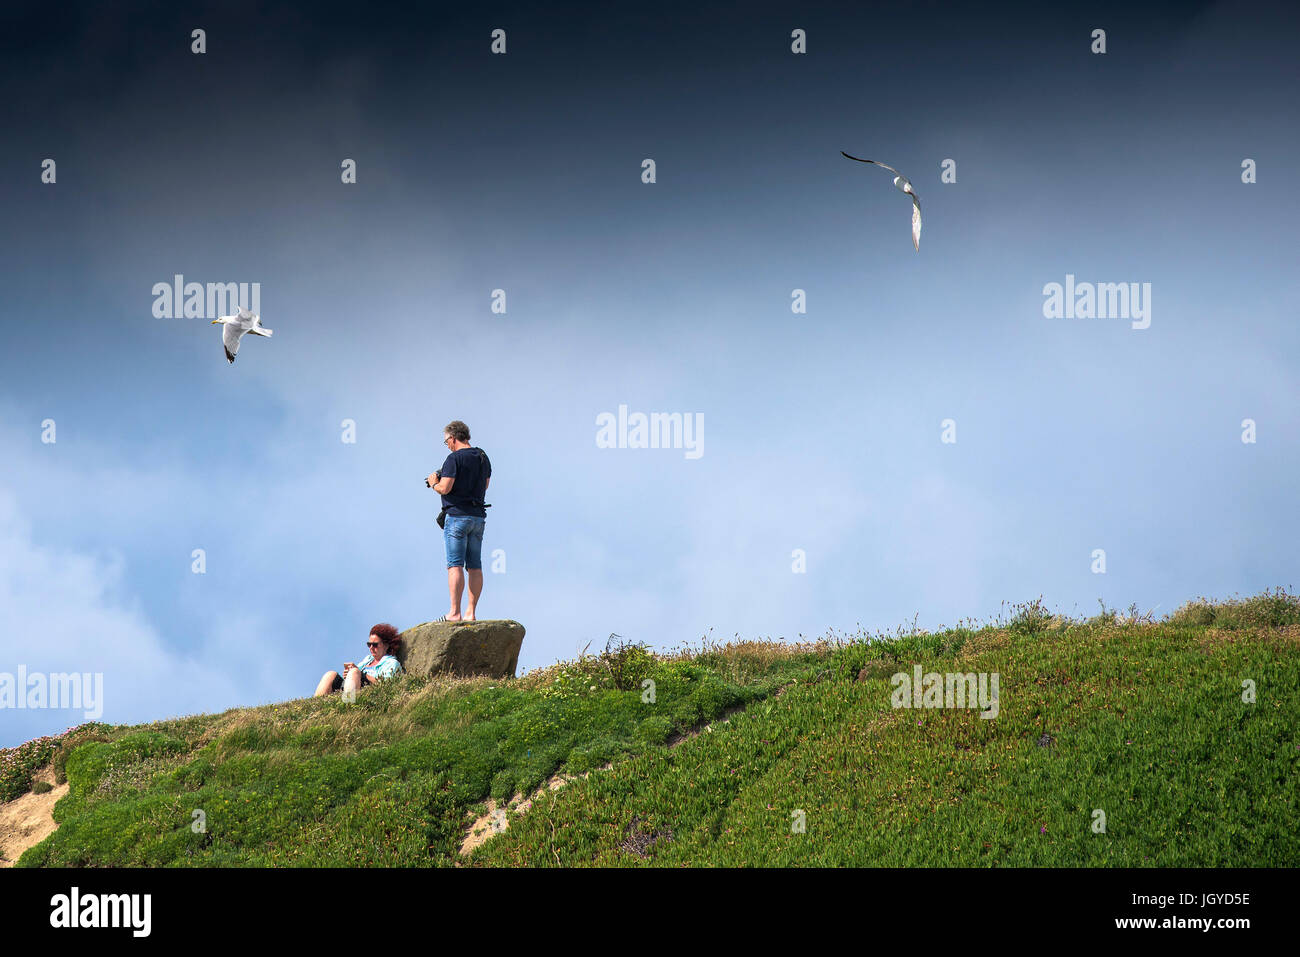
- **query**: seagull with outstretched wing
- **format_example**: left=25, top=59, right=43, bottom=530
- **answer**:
left=841, top=152, right=922, bottom=251
left=210, top=307, right=273, bottom=364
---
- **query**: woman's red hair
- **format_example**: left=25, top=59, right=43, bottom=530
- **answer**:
left=370, top=623, right=400, bottom=655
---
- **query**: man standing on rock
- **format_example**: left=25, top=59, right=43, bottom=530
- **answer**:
left=426, top=420, right=491, bottom=621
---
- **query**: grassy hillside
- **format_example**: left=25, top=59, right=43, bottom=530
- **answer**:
left=7, top=590, right=1300, bottom=867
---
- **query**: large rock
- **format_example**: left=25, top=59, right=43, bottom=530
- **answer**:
left=395, top=619, right=525, bottom=679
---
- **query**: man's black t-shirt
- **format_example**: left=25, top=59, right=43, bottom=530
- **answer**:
left=440, top=447, right=491, bottom=517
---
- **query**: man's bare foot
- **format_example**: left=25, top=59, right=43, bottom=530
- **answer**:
left=446, top=612, right=462, bottom=621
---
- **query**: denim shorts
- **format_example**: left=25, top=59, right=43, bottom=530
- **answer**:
left=444, top=513, right=486, bottom=569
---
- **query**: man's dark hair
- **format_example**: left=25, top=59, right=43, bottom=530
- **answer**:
left=444, top=420, right=471, bottom=443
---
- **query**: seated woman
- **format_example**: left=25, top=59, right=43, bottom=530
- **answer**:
left=314, top=623, right=404, bottom=697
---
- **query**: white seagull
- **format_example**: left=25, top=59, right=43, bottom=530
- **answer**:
left=841, top=152, right=922, bottom=251
left=210, top=307, right=273, bottom=364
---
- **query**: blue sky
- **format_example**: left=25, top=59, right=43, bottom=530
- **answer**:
left=1, top=0, right=1297, bottom=746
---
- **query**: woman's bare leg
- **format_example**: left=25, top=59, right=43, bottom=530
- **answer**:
left=342, top=667, right=363, bottom=697
left=314, top=670, right=339, bottom=697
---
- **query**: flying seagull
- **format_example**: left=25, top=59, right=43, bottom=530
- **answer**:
left=210, top=307, right=273, bottom=364
left=841, top=152, right=922, bottom=251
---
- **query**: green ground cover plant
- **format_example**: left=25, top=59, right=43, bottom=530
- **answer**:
left=8, top=589, right=1297, bottom=867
